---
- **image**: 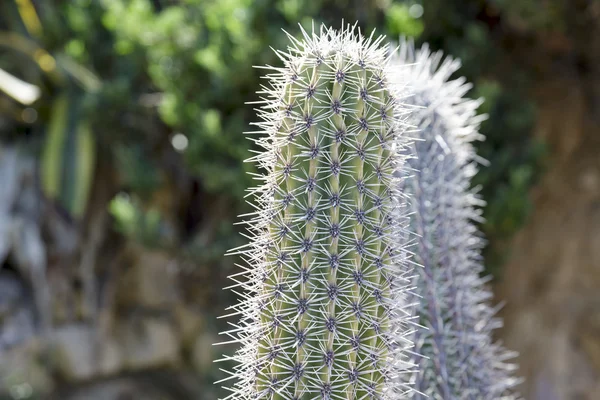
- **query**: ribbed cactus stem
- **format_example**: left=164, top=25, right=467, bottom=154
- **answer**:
left=217, top=24, right=416, bottom=399
left=394, top=42, right=521, bottom=399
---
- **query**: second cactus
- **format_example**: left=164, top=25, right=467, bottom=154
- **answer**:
left=395, top=42, right=520, bottom=399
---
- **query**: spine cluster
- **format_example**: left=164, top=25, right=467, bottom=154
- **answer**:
left=394, top=42, right=520, bottom=399
left=218, top=24, right=416, bottom=399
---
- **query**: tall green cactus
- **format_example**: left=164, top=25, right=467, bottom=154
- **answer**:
left=394, top=42, right=520, bottom=399
left=217, top=24, right=416, bottom=399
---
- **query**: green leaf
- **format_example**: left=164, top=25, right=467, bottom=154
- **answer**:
left=386, top=4, right=424, bottom=38
left=41, top=92, right=96, bottom=219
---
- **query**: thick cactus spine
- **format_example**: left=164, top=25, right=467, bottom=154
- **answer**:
left=218, top=24, right=415, bottom=399
left=394, top=42, right=520, bottom=399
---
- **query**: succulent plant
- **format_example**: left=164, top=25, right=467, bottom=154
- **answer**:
left=217, top=24, right=417, bottom=399
left=394, top=42, right=520, bottom=399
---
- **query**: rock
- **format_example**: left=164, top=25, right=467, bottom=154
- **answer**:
left=0, top=272, right=25, bottom=317
left=0, top=307, right=35, bottom=349
left=58, top=378, right=159, bottom=400
left=97, top=336, right=122, bottom=377
left=9, top=218, right=52, bottom=332
left=191, top=331, right=216, bottom=374
left=0, top=146, right=20, bottom=262
left=0, top=214, right=12, bottom=263
left=0, top=273, right=35, bottom=350
left=118, top=317, right=180, bottom=370
left=0, top=339, right=54, bottom=397
left=51, top=324, right=125, bottom=381
left=118, top=247, right=180, bottom=309
left=499, top=73, right=600, bottom=399
left=175, top=304, right=204, bottom=350
left=10, top=218, right=46, bottom=275
left=51, top=324, right=96, bottom=381
left=0, top=146, right=19, bottom=214
left=51, top=371, right=204, bottom=400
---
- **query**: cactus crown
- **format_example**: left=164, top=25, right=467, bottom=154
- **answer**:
left=394, top=41, right=521, bottom=399
left=217, top=24, right=416, bottom=399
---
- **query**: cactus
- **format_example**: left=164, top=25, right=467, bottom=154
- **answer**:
left=394, top=42, right=521, bottom=399
left=217, top=24, right=417, bottom=399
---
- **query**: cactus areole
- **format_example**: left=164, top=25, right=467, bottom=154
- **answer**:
left=217, top=24, right=415, bottom=399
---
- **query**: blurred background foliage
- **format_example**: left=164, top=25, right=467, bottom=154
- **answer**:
left=0, top=0, right=546, bottom=274
left=0, top=0, right=568, bottom=398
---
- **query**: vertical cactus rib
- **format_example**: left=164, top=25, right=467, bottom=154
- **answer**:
left=393, top=41, right=521, bottom=400
left=216, top=23, right=417, bottom=400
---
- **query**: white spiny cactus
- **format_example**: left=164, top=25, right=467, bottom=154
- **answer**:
left=216, top=24, right=417, bottom=400
left=393, top=42, right=521, bottom=400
